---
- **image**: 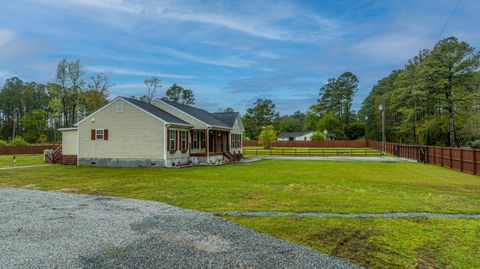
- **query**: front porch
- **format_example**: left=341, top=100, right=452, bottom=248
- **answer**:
left=189, top=129, right=233, bottom=161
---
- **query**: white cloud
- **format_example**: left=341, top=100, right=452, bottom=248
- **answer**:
left=54, top=0, right=339, bottom=42
left=155, top=47, right=252, bottom=68
left=352, top=31, right=433, bottom=63
left=86, top=66, right=196, bottom=79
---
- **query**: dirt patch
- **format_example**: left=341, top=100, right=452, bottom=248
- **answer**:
left=307, top=227, right=381, bottom=268
left=414, top=242, right=443, bottom=269
left=23, top=184, right=39, bottom=189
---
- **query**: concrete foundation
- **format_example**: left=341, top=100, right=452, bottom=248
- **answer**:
left=79, top=158, right=165, bottom=167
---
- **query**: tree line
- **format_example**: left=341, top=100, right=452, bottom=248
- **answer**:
left=0, top=59, right=196, bottom=144
left=1, top=36, right=479, bottom=147
left=242, top=37, right=480, bottom=147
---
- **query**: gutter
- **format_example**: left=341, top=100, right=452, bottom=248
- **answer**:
left=164, top=124, right=170, bottom=167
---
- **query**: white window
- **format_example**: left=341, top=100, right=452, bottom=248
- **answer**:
left=169, top=130, right=176, bottom=150
left=116, top=102, right=124, bottom=112
left=192, top=131, right=198, bottom=149
left=96, top=129, right=104, bottom=140
left=181, top=131, right=187, bottom=150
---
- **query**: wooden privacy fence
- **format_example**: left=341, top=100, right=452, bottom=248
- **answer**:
left=367, top=140, right=480, bottom=176
left=243, top=140, right=368, bottom=148
left=0, top=145, right=56, bottom=155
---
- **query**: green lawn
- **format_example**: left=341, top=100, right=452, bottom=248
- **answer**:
left=0, top=154, right=45, bottom=168
left=1, top=160, right=479, bottom=268
left=225, top=216, right=480, bottom=269
left=0, top=160, right=479, bottom=213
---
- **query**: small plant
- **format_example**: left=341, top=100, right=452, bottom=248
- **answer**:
left=258, top=125, right=277, bottom=149
left=10, top=136, right=29, bottom=146
left=0, top=140, right=7, bottom=146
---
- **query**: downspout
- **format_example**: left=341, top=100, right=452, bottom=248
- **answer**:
left=164, top=124, right=170, bottom=167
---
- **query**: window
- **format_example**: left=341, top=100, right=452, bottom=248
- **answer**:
left=201, top=132, right=206, bottom=149
left=169, top=129, right=176, bottom=150
left=116, top=102, right=124, bottom=112
left=192, top=131, right=198, bottom=149
left=231, top=134, right=235, bottom=148
left=96, top=129, right=104, bottom=140
left=181, top=130, right=187, bottom=150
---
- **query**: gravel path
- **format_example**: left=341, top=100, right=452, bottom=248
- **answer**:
left=0, top=188, right=361, bottom=269
left=216, top=211, right=480, bottom=218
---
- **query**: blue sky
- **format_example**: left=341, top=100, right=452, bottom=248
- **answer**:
left=1, top=0, right=479, bottom=114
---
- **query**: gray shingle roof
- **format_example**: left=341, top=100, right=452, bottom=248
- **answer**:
left=277, top=132, right=312, bottom=139
left=211, top=112, right=239, bottom=128
left=123, top=97, right=190, bottom=126
left=161, top=100, right=232, bottom=128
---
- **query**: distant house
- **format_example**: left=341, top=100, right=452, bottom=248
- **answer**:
left=58, top=97, right=244, bottom=167
left=277, top=132, right=313, bottom=141
left=326, top=133, right=336, bottom=141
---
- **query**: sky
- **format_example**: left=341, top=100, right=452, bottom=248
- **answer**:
left=0, top=0, right=479, bottom=114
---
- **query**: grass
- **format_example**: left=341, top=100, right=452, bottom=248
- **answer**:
left=0, top=160, right=479, bottom=213
left=1, top=159, right=479, bottom=268
left=243, top=146, right=382, bottom=157
left=225, top=216, right=480, bottom=269
left=0, top=154, right=45, bottom=168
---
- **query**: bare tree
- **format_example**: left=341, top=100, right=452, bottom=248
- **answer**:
left=144, top=77, right=161, bottom=103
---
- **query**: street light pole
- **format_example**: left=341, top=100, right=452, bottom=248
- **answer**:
left=378, top=99, right=385, bottom=156
left=364, top=115, right=368, bottom=141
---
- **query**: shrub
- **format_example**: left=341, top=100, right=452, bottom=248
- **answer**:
left=469, top=140, right=480, bottom=149
left=311, top=132, right=326, bottom=141
left=0, top=140, right=7, bottom=146
left=10, top=136, right=29, bottom=146
left=258, top=125, right=277, bottom=149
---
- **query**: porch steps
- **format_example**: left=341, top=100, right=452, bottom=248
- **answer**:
left=223, top=152, right=236, bottom=162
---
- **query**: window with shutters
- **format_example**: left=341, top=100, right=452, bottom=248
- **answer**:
left=169, top=129, right=176, bottom=150
left=96, top=129, right=104, bottom=140
left=231, top=134, right=234, bottom=148
left=181, top=130, right=187, bottom=150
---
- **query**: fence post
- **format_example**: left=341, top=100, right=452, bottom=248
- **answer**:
left=295, top=148, right=297, bottom=157
left=460, top=148, right=463, bottom=172
left=365, top=148, right=367, bottom=156
left=351, top=149, right=353, bottom=157
left=450, top=148, right=453, bottom=168
left=323, top=149, right=325, bottom=156
left=270, top=148, right=272, bottom=156
left=441, top=148, right=444, bottom=167
left=309, top=148, right=311, bottom=157
left=337, top=149, right=339, bottom=156
left=256, top=149, right=258, bottom=156
left=473, top=150, right=477, bottom=175
left=433, top=147, right=436, bottom=165
left=282, top=148, right=284, bottom=156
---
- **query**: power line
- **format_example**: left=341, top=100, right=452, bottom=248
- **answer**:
left=436, top=0, right=462, bottom=41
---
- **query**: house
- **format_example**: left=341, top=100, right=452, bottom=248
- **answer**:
left=58, top=97, right=244, bottom=167
left=277, top=132, right=313, bottom=141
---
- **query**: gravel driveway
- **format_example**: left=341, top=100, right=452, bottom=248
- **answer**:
left=0, top=188, right=361, bottom=269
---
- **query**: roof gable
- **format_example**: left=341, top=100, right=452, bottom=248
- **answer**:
left=278, top=132, right=312, bottom=138
left=77, top=97, right=191, bottom=126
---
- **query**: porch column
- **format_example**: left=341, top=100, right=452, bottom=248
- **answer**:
left=206, top=129, right=210, bottom=162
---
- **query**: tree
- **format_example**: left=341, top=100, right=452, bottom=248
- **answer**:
left=143, top=77, right=161, bottom=103
left=311, top=72, right=359, bottom=135
left=258, top=125, right=277, bottom=149
left=20, top=109, right=47, bottom=143
left=242, top=99, right=279, bottom=139
left=162, top=83, right=195, bottom=105
left=278, top=111, right=305, bottom=133
left=79, top=73, right=111, bottom=116
left=311, top=131, right=326, bottom=140
left=224, top=107, right=235, bottom=112
left=420, top=37, right=480, bottom=146
left=344, top=122, right=365, bottom=140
